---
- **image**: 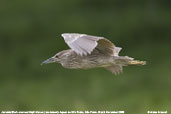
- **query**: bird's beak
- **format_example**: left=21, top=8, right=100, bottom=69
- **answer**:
left=41, top=57, right=55, bottom=65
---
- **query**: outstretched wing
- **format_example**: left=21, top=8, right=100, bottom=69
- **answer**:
left=61, top=33, right=117, bottom=56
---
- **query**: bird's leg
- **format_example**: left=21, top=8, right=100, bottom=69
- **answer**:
left=127, top=60, right=146, bottom=65
left=114, top=56, right=146, bottom=66
left=114, top=56, right=131, bottom=65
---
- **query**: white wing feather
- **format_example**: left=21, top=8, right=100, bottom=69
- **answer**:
left=62, top=33, right=102, bottom=56
left=114, top=47, right=122, bottom=56
left=61, top=33, right=118, bottom=56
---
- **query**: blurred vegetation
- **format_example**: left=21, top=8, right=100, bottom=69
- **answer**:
left=0, top=0, right=171, bottom=114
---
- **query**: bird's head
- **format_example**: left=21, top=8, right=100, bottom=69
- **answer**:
left=41, top=50, right=69, bottom=65
left=41, top=53, right=63, bottom=65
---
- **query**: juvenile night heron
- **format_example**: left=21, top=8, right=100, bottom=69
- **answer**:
left=42, top=33, right=146, bottom=74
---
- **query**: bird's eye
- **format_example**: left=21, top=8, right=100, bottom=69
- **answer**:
left=55, top=55, right=58, bottom=58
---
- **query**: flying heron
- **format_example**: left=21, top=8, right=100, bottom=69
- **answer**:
left=42, top=33, right=146, bottom=74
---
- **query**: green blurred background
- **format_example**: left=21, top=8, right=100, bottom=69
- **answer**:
left=0, top=0, right=171, bottom=113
